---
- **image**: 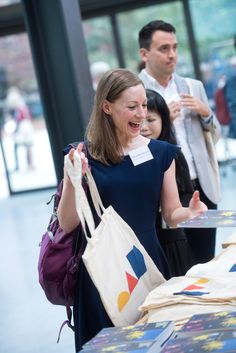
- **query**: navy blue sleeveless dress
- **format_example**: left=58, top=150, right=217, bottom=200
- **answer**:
left=74, top=139, right=178, bottom=352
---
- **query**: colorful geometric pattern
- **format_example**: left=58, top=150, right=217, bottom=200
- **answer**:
left=173, top=278, right=210, bottom=296
left=229, top=263, right=236, bottom=272
left=117, top=246, right=147, bottom=312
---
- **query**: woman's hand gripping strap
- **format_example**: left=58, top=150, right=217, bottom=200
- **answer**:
left=64, top=152, right=95, bottom=240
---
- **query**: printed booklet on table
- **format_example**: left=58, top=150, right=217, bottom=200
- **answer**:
left=178, top=210, right=236, bottom=228
left=81, top=321, right=174, bottom=352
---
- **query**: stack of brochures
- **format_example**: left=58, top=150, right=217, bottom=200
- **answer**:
left=160, top=310, right=236, bottom=353
left=79, top=321, right=174, bottom=352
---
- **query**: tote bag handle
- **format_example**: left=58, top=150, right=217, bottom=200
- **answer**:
left=86, top=167, right=105, bottom=214
left=64, top=151, right=105, bottom=241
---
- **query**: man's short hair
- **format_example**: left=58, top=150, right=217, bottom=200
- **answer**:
left=138, top=20, right=176, bottom=49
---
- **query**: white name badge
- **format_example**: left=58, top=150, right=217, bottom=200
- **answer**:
left=128, top=145, right=154, bottom=166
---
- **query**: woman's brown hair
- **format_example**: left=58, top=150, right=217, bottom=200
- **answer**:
left=86, top=68, right=144, bottom=164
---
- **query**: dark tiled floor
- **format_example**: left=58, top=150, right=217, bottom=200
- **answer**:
left=0, top=164, right=235, bottom=353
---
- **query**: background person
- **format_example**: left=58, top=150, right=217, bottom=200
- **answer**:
left=5, top=87, right=34, bottom=171
left=57, top=68, right=207, bottom=351
left=138, top=20, right=221, bottom=264
left=90, top=61, right=110, bottom=91
left=141, top=89, right=195, bottom=276
left=224, top=48, right=236, bottom=139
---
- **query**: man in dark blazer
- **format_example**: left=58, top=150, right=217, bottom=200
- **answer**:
left=138, top=20, right=221, bottom=264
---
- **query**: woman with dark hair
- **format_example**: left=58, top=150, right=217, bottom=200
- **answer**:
left=141, top=89, right=196, bottom=277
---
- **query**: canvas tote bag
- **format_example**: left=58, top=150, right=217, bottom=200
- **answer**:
left=65, top=151, right=166, bottom=326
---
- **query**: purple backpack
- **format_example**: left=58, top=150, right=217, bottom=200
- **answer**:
left=38, top=179, right=83, bottom=340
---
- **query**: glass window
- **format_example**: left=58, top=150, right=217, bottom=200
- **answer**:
left=0, top=33, right=56, bottom=196
left=83, top=16, right=119, bottom=89
left=117, top=1, right=193, bottom=76
left=190, top=0, right=236, bottom=162
left=190, top=0, right=236, bottom=103
left=0, top=0, right=19, bottom=5
left=83, top=16, right=119, bottom=69
left=0, top=146, right=9, bottom=198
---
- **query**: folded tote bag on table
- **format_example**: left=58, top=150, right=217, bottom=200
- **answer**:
left=65, top=151, right=165, bottom=326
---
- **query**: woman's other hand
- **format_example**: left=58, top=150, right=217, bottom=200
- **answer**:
left=188, top=190, right=208, bottom=219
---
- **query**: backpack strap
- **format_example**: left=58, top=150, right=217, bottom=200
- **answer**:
left=56, top=306, right=74, bottom=343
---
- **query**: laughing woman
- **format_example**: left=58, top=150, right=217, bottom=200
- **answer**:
left=57, top=69, right=207, bottom=352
